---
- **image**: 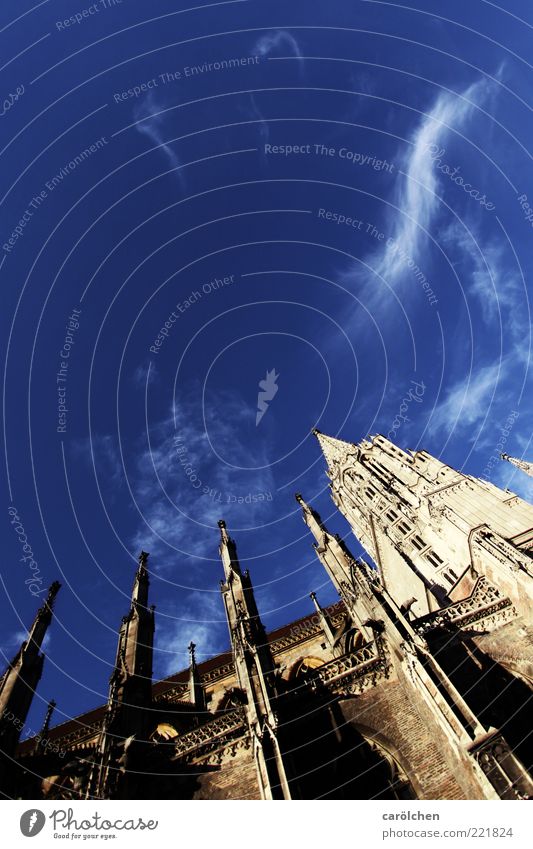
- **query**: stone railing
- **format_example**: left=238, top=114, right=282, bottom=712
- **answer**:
left=269, top=605, right=346, bottom=654
left=308, top=639, right=390, bottom=696
left=40, top=719, right=102, bottom=752
left=200, top=660, right=235, bottom=684
left=153, top=682, right=190, bottom=704
left=172, top=708, right=246, bottom=759
left=413, top=577, right=516, bottom=636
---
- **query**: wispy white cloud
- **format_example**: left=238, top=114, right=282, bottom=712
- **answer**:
left=0, top=629, right=51, bottom=657
left=131, top=361, right=159, bottom=389
left=382, top=78, right=493, bottom=275
left=429, top=216, right=529, bottom=451
left=248, top=92, right=270, bottom=143
left=442, top=220, right=528, bottom=352
left=133, top=91, right=183, bottom=187
left=251, top=30, right=304, bottom=145
left=350, top=70, right=378, bottom=98
left=346, top=77, right=495, bottom=303
left=72, top=434, right=124, bottom=495
left=130, top=390, right=277, bottom=560
left=154, top=591, right=227, bottom=678
left=254, top=30, right=303, bottom=62
left=427, top=360, right=507, bottom=437
left=73, top=387, right=277, bottom=566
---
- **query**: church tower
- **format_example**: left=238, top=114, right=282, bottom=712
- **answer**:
left=218, top=520, right=291, bottom=800
left=313, top=430, right=533, bottom=622
left=302, top=430, right=533, bottom=798
left=297, top=488, right=533, bottom=800
left=0, top=582, right=60, bottom=795
left=90, top=552, right=155, bottom=798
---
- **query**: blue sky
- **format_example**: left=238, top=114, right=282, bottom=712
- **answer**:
left=1, top=0, right=532, bottom=735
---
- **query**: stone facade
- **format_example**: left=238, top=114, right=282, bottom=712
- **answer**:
left=2, top=433, right=533, bottom=800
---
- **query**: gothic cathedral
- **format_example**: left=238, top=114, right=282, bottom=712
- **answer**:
left=2, top=433, right=532, bottom=800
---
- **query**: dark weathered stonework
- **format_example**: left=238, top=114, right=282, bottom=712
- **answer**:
left=2, top=434, right=533, bottom=800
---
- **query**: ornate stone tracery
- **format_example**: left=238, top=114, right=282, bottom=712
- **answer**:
left=307, top=638, right=391, bottom=697
left=413, top=577, right=517, bottom=636
left=172, top=709, right=246, bottom=761
left=6, top=434, right=533, bottom=801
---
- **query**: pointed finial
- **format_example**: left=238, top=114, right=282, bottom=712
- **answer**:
left=499, top=453, right=533, bottom=478
left=310, top=591, right=322, bottom=612
left=295, top=492, right=317, bottom=514
left=296, top=492, right=318, bottom=520
left=25, top=583, right=61, bottom=653
left=217, top=519, right=243, bottom=578
left=218, top=519, right=230, bottom=544
left=313, top=430, right=356, bottom=471
left=309, top=591, right=337, bottom=647
left=295, top=493, right=326, bottom=535
left=188, top=641, right=206, bottom=710
left=295, top=492, right=311, bottom=510
left=47, top=581, right=61, bottom=605
left=33, top=698, right=57, bottom=753
left=42, top=698, right=56, bottom=730
left=131, top=552, right=150, bottom=606
left=37, top=582, right=61, bottom=618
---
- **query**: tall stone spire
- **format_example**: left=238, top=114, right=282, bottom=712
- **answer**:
left=0, top=582, right=61, bottom=791
left=109, top=551, right=154, bottom=708
left=295, top=492, right=514, bottom=782
left=188, top=641, right=206, bottom=712
left=218, top=520, right=291, bottom=800
left=302, top=431, right=533, bottom=798
left=312, top=430, right=533, bottom=621
left=313, top=429, right=359, bottom=473
left=309, top=591, right=337, bottom=651
left=33, top=698, right=56, bottom=754
left=501, top=453, right=533, bottom=478
left=296, top=494, right=376, bottom=641
left=90, top=552, right=155, bottom=798
left=218, top=521, right=266, bottom=652
left=295, top=493, right=351, bottom=587
left=311, top=431, right=455, bottom=614
left=218, top=519, right=243, bottom=581
left=121, top=549, right=152, bottom=666
left=40, top=698, right=56, bottom=737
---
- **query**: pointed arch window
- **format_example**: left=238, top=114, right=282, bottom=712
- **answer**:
left=426, top=552, right=444, bottom=568
left=411, top=535, right=427, bottom=552
left=289, top=656, right=325, bottom=679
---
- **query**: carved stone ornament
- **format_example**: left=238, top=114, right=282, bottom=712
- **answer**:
left=413, top=577, right=516, bottom=636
